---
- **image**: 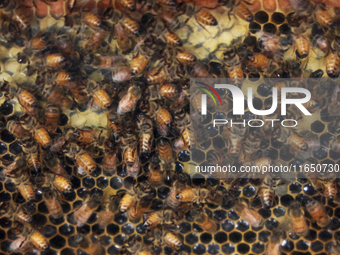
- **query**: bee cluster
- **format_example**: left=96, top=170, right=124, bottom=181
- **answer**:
left=0, top=0, right=339, bottom=255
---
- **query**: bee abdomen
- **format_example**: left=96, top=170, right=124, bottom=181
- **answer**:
left=18, top=184, right=35, bottom=201
left=196, top=9, right=218, bottom=26
left=166, top=189, right=181, bottom=208
left=176, top=189, right=195, bottom=202
left=31, top=230, right=49, bottom=250
left=53, top=175, right=72, bottom=192
left=45, top=198, right=63, bottom=218
left=326, top=52, right=339, bottom=78
left=164, top=232, right=183, bottom=250
left=93, top=89, right=111, bottom=108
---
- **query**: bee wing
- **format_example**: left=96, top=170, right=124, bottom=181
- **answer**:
left=77, top=165, right=87, bottom=175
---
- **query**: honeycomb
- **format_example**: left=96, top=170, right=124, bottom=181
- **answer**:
left=0, top=0, right=339, bottom=255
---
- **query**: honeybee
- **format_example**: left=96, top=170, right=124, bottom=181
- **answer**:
left=6, top=86, right=38, bottom=116
left=190, top=63, right=214, bottom=78
left=44, top=53, right=67, bottom=68
left=163, top=30, right=182, bottom=46
left=179, top=3, right=217, bottom=28
left=9, top=235, right=30, bottom=252
left=117, top=85, right=142, bottom=115
left=69, top=127, right=97, bottom=144
left=238, top=129, right=261, bottom=163
left=265, top=232, right=282, bottom=255
left=11, top=173, right=36, bottom=202
left=131, top=52, right=149, bottom=76
left=176, top=127, right=190, bottom=150
left=176, top=187, right=215, bottom=204
left=50, top=136, right=67, bottom=153
left=6, top=120, right=29, bottom=139
left=14, top=227, right=48, bottom=251
left=234, top=200, right=264, bottom=228
left=120, top=16, right=139, bottom=36
left=25, top=31, right=50, bottom=53
left=147, top=66, right=168, bottom=84
left=295, top=34, right=310, bottom=59
left=112, top=66, right=132, bottom=83
left=42, top=85, right=73, bottom=109
left=223, top=124, right=246, bottom=158
left=120, top=192, right=136, bottom=213
left=118, top=0, right=136, bottom=11
left=143, top=210, right=174, bottom=229
left=137, top=114, right=153, bottom=155
left=196, top=8, right=218, bottom=25
left=246, top=53, right=269, bottom=69
left=157, top=138, right=174, bottom=164
left=119, top=182, right=150, bottom=213
left=331, top=137, right=340, bottom=152
left=258, top=33, right=290, bottom=53
left=256, top=177, right=277, bottom=208
left=85, top=29, right=108, bottom=52
left=33, top=125, right=51, bottom=147
left=1, top=157, right=26, bottom=178
left=314, top=7, right=333, bottom=27
left=166, top=180, right=186, bottom=209
left=121, top=118, right=138, bottom=146
left=100, top=139, right=118, bottom=174
left=124, top=142, right=140, bottom=177
left=322, top=179, right=337, bottom=200
left=159, top=82, right=179, bottom=100
left=289, top=0, right=314, bottom=17
left=55, top=72, right=75, bottom=86
left=56, top=34, right=74, bottom=56
left=313, top=35, right=330, bottom=55
left=128, top=194, right=153, bottom=222
left=149, top=226, right=183, bottom=251
left=155, top=106, right=172, bottom=136
left=97, top=194, right=123, bottom=228
left=44, top=156, right=69, bottom=176
left=39, top=173, right=72, bottom=193
left=44, top=104, right=60, bottom=133
left=107, top=111, right=123, bottom=142
left=12, top=4, right=35, bottom=33
left=176, top=49, right=197, bottom=66
left=23, top=143, right=41, bottom=175
left=223, top=46, right=244, bottom=87
left=329, top=237, right=340, bottom=255
left=163, top=231, right=183, bottom=250
left=114, top=23, right=133, bottom=52
left=147, top=156, right=163, bottom=187
left=289, top=200, right=308, bottom=237
left=73, top=193, right=102, bottom=227
left=75, top=235, right=104, bottom=255
left=20, top=115, right=51, bottom=147
left=157, top=0, right=177, bottom=7
left=326, top=51, right=339, bottom=78
left=86, top=54, right=125, bottom=69
left=234, top=1, right=253, bottom=21
left=64, top=143, right=96, bottom=174
left=305, top=199, right=330, bottom=228
left=302, top=99, right=320, bottom=113
left=193, top=209, right=218, bottom=233
left=273, top=127, right=308, bottom=151
left=0, top=201, right=32, bottom=224
left=43, top=189, right=63, bottom=219
left=83, top=12, right=107, bottom=30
